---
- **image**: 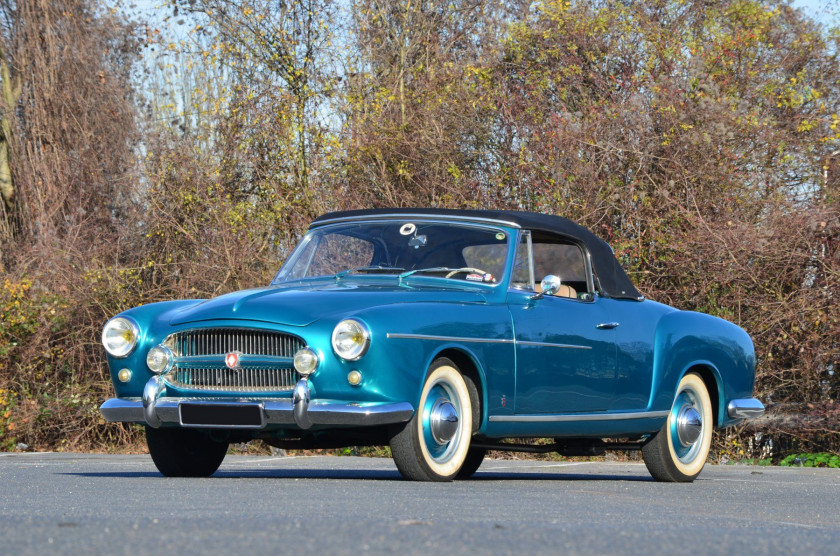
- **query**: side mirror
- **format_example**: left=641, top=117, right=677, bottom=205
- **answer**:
left=541, top=275, right=561, bottom=296
left=530, top=275, right=561, bottom=300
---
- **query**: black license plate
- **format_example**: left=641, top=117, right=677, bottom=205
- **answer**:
left=179, top=402, right=264, bottom=428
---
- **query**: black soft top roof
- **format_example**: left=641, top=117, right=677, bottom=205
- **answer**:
left=312, top=208, right=642, bottom=300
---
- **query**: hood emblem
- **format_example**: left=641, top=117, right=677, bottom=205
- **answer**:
left=225, top=351, right=242, bottom=370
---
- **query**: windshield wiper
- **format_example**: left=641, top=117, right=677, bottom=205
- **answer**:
left=399, top=267, right=496, bottom=283
left=398, top=267, right=455, bottom=279
left=335, top=265, right=405, bottom=279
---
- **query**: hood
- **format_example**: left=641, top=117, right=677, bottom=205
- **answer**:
left=169, top=281, right=489, bottom=327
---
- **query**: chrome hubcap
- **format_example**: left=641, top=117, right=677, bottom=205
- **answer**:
left=429, top=398, right=459, bottom=445
left=676, top=405, right=702, bottom=447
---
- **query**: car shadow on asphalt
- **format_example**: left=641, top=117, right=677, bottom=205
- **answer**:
left=62, top=469, right=652, bottom=481
left=465, top=472, right=651, bottom=482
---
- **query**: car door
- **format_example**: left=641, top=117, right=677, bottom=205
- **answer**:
left=508, top=230, right=618, bottom=414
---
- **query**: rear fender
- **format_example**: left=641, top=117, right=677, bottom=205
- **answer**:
left=650, top=311, right=756, bottom=427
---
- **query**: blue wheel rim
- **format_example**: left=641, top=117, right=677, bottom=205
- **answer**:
left=669, top=387, right=704, bottom=463
left=421, top=382, right=462, bottom=463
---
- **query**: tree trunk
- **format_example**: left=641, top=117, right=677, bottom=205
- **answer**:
left=0, top=48, right=19, bottom=213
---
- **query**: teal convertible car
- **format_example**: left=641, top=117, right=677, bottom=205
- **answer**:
left=100, top=209, right=764, bottom=481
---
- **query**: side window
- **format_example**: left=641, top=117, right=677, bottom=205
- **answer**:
left=531, top=234, right=592, bottom=300
left=532, top=243, right=587, bottom=285
left=283, top=236, right=317, bottom=280
left=306, top=234, right=374, bottom=277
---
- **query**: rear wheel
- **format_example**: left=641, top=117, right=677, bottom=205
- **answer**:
left=642, top=373, right=713, bottom=482
left=146, top=426, right=229, bottom=477
left=390, top=358, right=473, bottom=481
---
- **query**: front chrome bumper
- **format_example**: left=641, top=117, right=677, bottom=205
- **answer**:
left=101, top=376, right=414, bottom=430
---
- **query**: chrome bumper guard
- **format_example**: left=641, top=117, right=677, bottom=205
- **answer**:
left=101, top=376, right=414, bottom=430
left=727, top=398, right=765, bottom=420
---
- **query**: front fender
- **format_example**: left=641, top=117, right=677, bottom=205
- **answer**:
left=337, top=301, right=515, bottom=432
left=105, top=300, right=205, bottom=397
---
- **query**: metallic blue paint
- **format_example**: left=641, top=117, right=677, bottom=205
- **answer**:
left=508, top=290, right=617, bottom=413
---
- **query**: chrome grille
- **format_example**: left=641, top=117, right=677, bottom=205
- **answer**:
left=170, top=367, right=298, bottom=392
left=168, top=328, right=304, bottom=358
left=165, top=328, right=304, bottom=392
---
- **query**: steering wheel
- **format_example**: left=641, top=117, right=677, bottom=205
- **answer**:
left=444, top=267, right=491, bottom=279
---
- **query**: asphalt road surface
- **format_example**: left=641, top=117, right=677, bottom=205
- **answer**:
left=1, top=453, right=838, bottom=554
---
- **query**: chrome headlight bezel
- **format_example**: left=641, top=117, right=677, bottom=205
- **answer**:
left=101, top=317, right=140, bottom=358
left=331, top=318, right=371, bottom=361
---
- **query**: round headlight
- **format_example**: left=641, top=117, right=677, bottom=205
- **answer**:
left=102, top=317, right=139, bottom=358
left=331, top=318, right=370, bottom=361
left=293, top=347, right=319, bottom=376
left=146, top=345, right=174, bottom=374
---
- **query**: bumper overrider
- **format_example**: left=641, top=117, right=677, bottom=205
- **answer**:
left=100, top=376, right=415, bottom=430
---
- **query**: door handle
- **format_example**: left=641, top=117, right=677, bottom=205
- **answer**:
left=596, top=322, right=620, bottom=330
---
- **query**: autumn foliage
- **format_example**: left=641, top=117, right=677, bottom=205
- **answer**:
left=0, top=0, right=838, bottom=458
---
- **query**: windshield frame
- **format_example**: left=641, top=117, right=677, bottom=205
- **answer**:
left=271, top=219, right=514, bottom=288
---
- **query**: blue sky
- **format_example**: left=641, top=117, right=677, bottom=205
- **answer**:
left=792, top=0, right=838, bottom=23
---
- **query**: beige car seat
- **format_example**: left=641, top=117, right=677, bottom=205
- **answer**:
left=556, top=284, right=577, bottom=299
left=533, top=282, right=577, bottom=299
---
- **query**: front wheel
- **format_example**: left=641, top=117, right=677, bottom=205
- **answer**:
left=390, top=358, right=473, bottom=481
left=642, top=373, right=713, bottom=482
left=455, top=447, right=487, bottom=479
left=146, top=426, right=229, bottom=477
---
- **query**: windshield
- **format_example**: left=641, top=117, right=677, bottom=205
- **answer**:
left=273, top=220, right=510, bottom=285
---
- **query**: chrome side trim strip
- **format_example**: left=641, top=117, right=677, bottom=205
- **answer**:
left=310, top=214, right=522, bottom=230
left=727, top=398, right=765, bottom=419
left=489, top=410, right=669, bottom=422
left=387, top=333, right=515, bottom=344
left=387, top=333, right=591, bottom=350
left=516, top=341, right=592, bottom=350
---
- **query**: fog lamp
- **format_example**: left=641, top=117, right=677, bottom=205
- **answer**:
left=294, top=347, right=319, bottom=377
left=146, top=345, right=174, bottom=374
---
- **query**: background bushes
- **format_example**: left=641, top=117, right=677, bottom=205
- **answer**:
left=0, top=0, right=838, bottom=458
